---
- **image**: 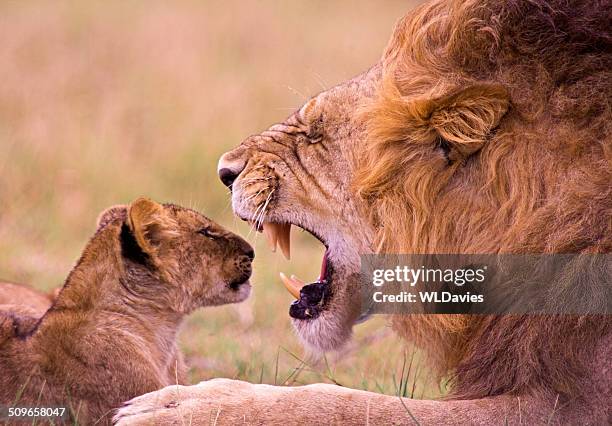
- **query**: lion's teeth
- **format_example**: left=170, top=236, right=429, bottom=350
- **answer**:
left=262, top=222, right=291, bottom=259
left=290, top=275, right=304, bottom=285
left=262, top=222, right=278, bottom=252
left=280, top=272, right=301, bottom=299
left=277, top=223, right=291, bottom=260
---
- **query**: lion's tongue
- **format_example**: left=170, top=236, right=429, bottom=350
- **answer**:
left=319, top=249, right=328, bottom=281
left=280, top=250, right=328, bottom=299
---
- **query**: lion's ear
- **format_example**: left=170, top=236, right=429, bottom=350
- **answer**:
left=127, top=198, right=178, bottom=257
left=428, top=83, right=509, bottom=161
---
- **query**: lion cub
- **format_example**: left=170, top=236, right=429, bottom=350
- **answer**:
left=0, top=198, right=253, bottom=425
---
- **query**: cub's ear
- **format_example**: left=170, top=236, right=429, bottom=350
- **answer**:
left=427, top=83, right=509, bottom=161
left=96, top=205, right=127, bottom=231
left=127, top=198, right=178, bottom=256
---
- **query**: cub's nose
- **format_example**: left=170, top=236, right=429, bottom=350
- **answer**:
left=217, top=152, right=246, bottom=189
left=237, top=237, right=255, bottom=261
left=245, top=247, right=255, bottom=261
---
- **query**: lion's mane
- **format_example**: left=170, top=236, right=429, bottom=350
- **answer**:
left=356, top=0, right=611, bottom=401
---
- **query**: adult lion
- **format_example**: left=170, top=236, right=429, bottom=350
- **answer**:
left=116, top=0, right=611, bottom=424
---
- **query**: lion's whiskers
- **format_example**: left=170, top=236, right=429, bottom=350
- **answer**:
left=257, top=190, right=275, bottom=231
left=244, top=187, right=267, bottom=203
left=252, top=194, right=269, bottom=244
left=245, top=202, right=265, bottom=241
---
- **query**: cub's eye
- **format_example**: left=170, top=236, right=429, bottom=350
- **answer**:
left=198, top=227, right=220, bottom=239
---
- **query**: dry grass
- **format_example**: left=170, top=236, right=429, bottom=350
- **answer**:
left=0, top=0, right=441, bottom=398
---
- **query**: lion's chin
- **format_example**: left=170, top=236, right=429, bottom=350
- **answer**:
left=291, top=309, right=354, bottom=352
left=289, top=270, right=364, bottom=353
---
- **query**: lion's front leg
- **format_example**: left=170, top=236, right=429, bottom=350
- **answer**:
left=114, top=379, right=423, bottom=425
left=113, top=379, right=557, bottom=425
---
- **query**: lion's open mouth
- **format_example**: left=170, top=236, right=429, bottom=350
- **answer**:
left=247, top=220, right=333, bottom=321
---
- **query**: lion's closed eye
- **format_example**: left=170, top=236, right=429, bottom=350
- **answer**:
left=296, top=97, right=325, bottom=143
left=306, top=116, right=324, bottom=143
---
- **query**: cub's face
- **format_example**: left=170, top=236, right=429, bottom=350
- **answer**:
left=157, top=203, right=254, bottom=310
left=100, top=198, right=253, bottom=313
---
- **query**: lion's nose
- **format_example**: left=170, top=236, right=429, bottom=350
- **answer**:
left=219, top=168, right=238, bottom=188
left=217, top=152, right=246, bottom=189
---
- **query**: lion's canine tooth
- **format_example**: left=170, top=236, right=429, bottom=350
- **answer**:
left=262, top=222, right=278, bottom=252
left=280, top=272, right=301, bottom=299
left=277, top=223, right=291, bottom=260
left=262, top=222, right=290, bottom=259
left=290, top=275, right=304, bottom=285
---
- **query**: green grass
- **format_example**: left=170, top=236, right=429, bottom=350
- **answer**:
left=0, top=0, right=440, bottom=400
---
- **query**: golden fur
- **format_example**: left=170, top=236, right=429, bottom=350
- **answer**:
left=116, top=1, right=610, bottom=424
left=0, top=198, right=253, bottom=425
left=355, top=0, right=611, bottom=400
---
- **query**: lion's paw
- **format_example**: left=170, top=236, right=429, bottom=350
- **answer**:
left=113, top=379, right=260, bottom=425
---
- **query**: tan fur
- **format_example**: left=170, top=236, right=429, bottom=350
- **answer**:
left=355, top=0, right=610, bottom=401
left=0, top=198, right=253, bottom=425
left=116, top=1, right=610, bottom=424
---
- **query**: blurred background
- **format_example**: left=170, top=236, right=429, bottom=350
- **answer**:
left=0, top=0, right=442, bottom=398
